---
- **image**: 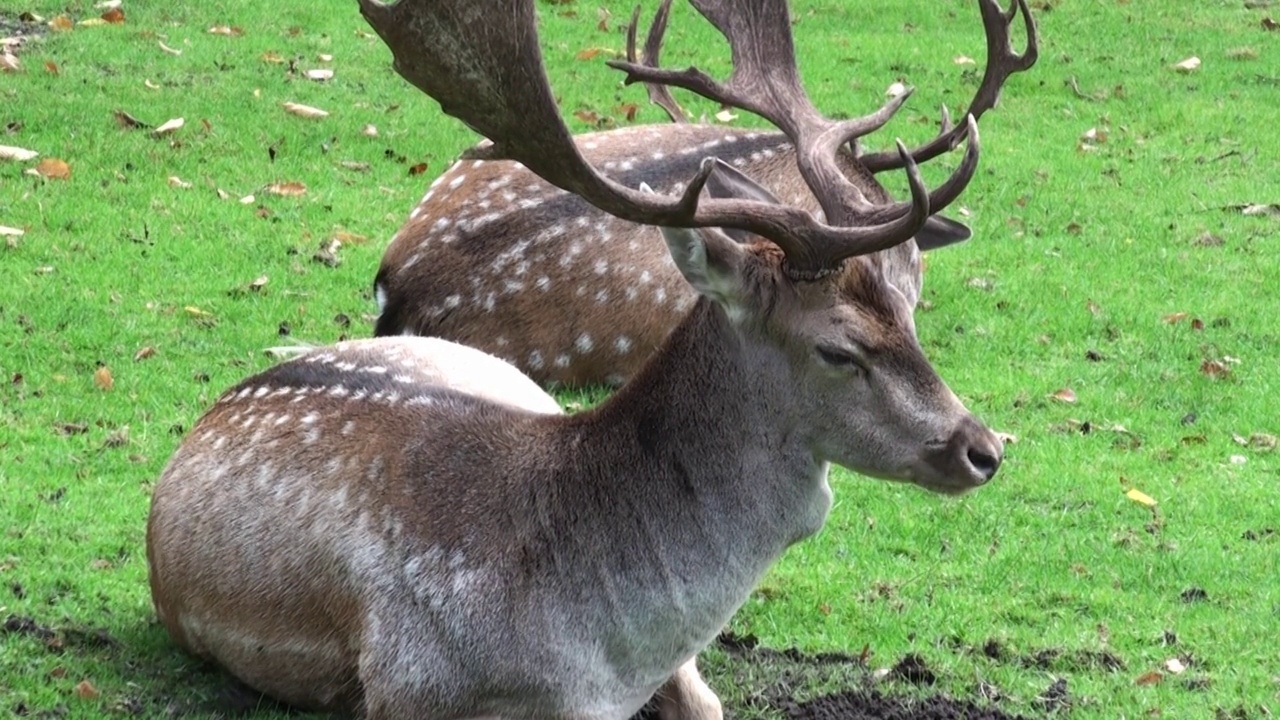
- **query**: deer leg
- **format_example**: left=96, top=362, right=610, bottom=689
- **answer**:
left=655, top=658, right=722, bottom=720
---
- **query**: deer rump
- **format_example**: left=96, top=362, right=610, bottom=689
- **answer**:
left=373, top=124, right=973, bottom=388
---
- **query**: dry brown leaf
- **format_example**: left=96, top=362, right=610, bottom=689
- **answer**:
left=0, top=52, right=20, bottom=73
left=1200, top=359, right=1230, bottom=378
left=0, top=145, right=39, bottom=162
left=261, top=51, right=285, bottom=64
left=112, top=109, right=148, bottom=129
left=1161, top=312, right=1188, bottom=324
left=1135, top=670, right=1163, bottom=686
left=158, top=41, right=182, bottom=56
left=50, top=15, right=74, bottom=31
left=575, top=47, right=603, bottom=61
left=282, top=101, right=329, bottom=118
left=1081, top=127, right=1108, bottom=144
left=1263, top=17, right=1279, bottom=31
left=34, top=158, right=71, bottom=180
left=408, top=162, right=429, bottom=176
left=208, top=25, right=244, bottom=37
left=94, top=366, right=114, bottom=391
left=152, top=117, right=184, bottom=136
left=134, top=346, right=156, bottom=362
left=266, top=181, right=307, bottom=197
left=75, top=680, right=100, bottom=699
left=1050, top=388, right=1078, bottom=404
left=339, top=160, right=370, bottom=172
left=167, top=176, right=192, bottom=189
left=331, top=230, right=369, bottom=245
left=1249, top=432, right=1277, bottom=450
left=1172, top=56, right=1201, bottom=73
left=573, top=109, right=601, bottom=125
left=101, top=7, right=125, bottom=23
left=616, top=102, right=639, bottom=122
left=304, top=68, right=333, bottom=81
left=1125, top=487, right=1157, bottom=507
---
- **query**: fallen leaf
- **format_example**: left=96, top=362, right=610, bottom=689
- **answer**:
left=575, top=47, right=603, bottom=61
left=1249, top=432, right=1277, bottom=450
left=249, top=275, right=269, bottom=292
left=0, top=226, right=24, bottom=236
left=1229, top=454, right=1248, bottom=465
left=134, top=346, right=156, bottom=361
left=282, top=101, right=328, bottom=118
left=0, top=52, right=19, bottom=73
left=1264, top=17, right=1279, bottom=31
left=208, top=25, right=244, bottom=37
left=152, top=117, right=184, bottom=136
left=184, top=305, right=213, bottom=318
left=167, top=176, right=192, bottom=189
left=95, top=0, right=121, bottom=7
left=1165, top=658, right=1186, bottom=674
left=361, top=124, right=378, bottom=138
left=75, top=680, right=100, bottom=699
left=953, top=54, right=976, bottom=65
left=158, top=41, right=182, bottom=56
left=714, top=109, right=737, bottom=123
left=239, top=194, right=255, bottom=204
left=1135, top=670, right=1163, bottom=686
left=1081, top=127, right=1108, bottom=144
left=317, top=53, right=333, bottom=62
left=94, top=366, right=114, bottom=391
left=1125, top=487, right=1157, bottom=507
left=339, top=160, right=370, bottom=172
left=112, top=110, right=148, bottom=129
left=616, top=102, right=639, bottom=122
left=1050, top=388, right=1078, bottom=404
left=331, top=230, right=369, bottom=245
left=1200, top=359, right=1230, bottom=378
left=0, top=145, right=39, bottom=162
left=266, top=181, right=307, bottom=196
left=34, top=158, right=71, bottom=179
left=885, top=81, right=908, bottom=99
left=101, top=7, right=125, bottom=23
left=261, top=51, right=285, bottom=64
left=1162, top=312, right=1188, bottom=324
left=1227, top=46, right=1258, bottom=60
left=144, top=78, right=161, bottom=89
left=408, top=162, right=428, bottom=176
left=573, top=109, right=601, bottom=125
left=1172, top=56, right=1201, bottom=73
left=304, top=68, right=333, bottom=81
left=49, top=15, right=74, bottom=31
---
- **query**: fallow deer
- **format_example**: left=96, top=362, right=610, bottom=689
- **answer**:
left=372, top=0, right=1037, bottom=387
left=146, top=0, right=1019, bottom=718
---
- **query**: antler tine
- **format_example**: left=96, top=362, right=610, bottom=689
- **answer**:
left=862, top=0, right=1038, bottom=172
left=627, top=0, right=688, bottom=124
left=360, top=0, right=927, bottom=278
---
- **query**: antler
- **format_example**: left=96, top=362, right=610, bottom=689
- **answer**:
left=358, top=0, right=956, bottom=278
left=606, top=0, right=980, bottom=232
left=862, top=0, right=1038, bottom=172
left=625, top=0, right=687, bottom=124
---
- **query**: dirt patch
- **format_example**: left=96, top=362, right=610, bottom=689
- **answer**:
left=780, top=689, right=1026, bottom=720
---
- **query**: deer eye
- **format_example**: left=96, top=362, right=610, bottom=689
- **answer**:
left=816, top=345, right=866, bottom=372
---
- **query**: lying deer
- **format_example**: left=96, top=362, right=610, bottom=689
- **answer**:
left=372, top=0, right=1037, bottom=387
left=147, top=0, right=1027, bottom=717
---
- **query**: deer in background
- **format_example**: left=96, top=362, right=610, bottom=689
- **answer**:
left=373, top=0, right=1037, bottom=387
left=146, top=0, right=1023, bottom=718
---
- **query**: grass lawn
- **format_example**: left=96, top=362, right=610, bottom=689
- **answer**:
left=2, top=0, right=1278, bottom=717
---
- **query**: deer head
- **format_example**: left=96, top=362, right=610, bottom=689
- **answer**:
left=147, top=1, right=1029, bottom=718
left=371, top=0, right=1037, bottom=387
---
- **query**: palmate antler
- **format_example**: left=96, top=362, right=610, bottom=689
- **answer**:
left=357, top=0, right=977, bottom=278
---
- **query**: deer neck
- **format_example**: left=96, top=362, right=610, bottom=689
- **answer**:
left=548, top=299, right=832, bottom=674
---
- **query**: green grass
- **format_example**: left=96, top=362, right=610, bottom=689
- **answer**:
left=2, top=0, right=1278, bottom=717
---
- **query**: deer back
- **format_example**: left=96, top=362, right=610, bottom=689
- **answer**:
left=374, top=124, right=934, bottom=387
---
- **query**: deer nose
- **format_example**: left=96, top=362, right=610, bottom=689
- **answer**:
left=958, top=418, right=1003, bottom=484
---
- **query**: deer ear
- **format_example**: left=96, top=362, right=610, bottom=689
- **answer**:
left=915, top=215, right=972, bottom=250
left=641, top=182, right=747, bottom=302
left=702, top=159, right=782, bottom=244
